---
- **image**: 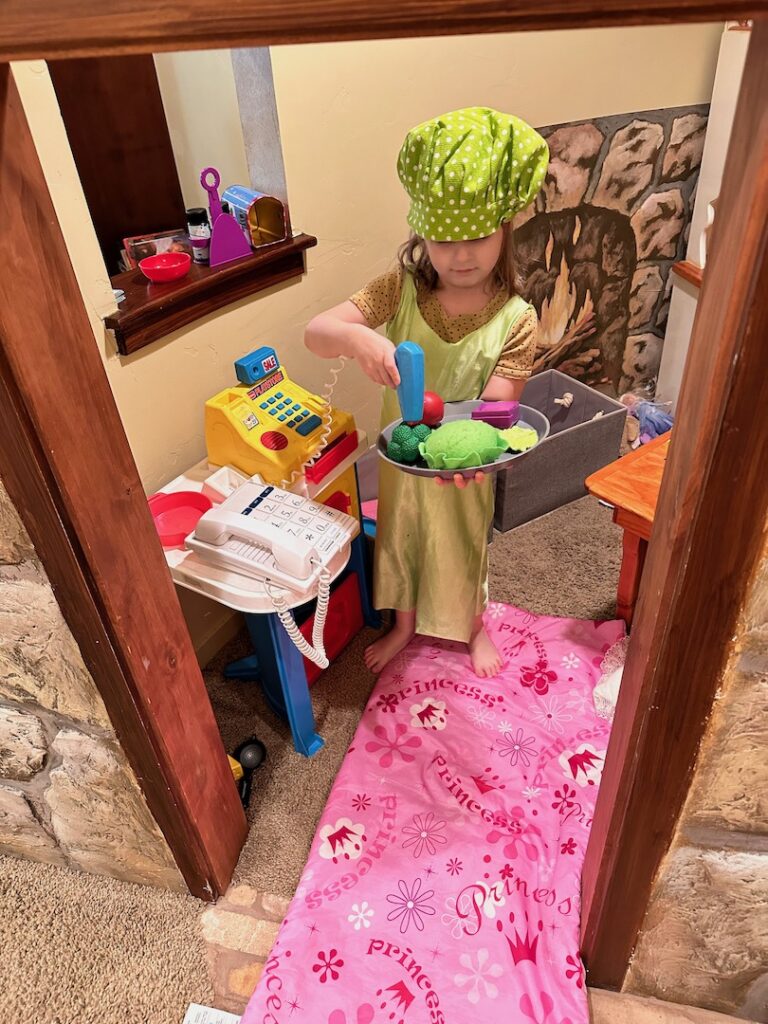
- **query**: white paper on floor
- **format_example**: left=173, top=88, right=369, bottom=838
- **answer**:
left=182, top=1004, right=241, bottom=1024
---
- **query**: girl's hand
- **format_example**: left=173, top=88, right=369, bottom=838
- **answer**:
left=348, top=327, right=400, bottom=388
left=435, top=471, right=486, bottom=489
left=305, top=301, right=400, bottom=389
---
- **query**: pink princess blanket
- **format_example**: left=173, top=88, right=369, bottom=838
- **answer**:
left=242, top=603, right=624, bottom=1024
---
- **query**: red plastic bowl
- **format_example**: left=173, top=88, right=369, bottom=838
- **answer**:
left=148, top=490, right=212, bottom=548
left=139, top=252, right=191, bottom=283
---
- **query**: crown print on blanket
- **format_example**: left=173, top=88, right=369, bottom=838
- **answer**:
left=377, top=980, right=416, bottom=1022
left=319, top=819, right=367, bottom=862
left=497, top=911, right=545, bottom=966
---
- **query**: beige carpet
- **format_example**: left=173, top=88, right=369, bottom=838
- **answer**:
left=489, top=495, right=621, bottom=620
left=0, top=495, right=621, bottom=1023
left=0, top=854, right=213, bottom=1024
left=204, top=627, right=380, bottom=897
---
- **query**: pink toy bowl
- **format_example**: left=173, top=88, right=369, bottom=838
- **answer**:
left=148, top=491, right=212, bottom=548
left=139, top=252, right=191, bottom=283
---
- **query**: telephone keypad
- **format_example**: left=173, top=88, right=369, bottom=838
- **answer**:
left=238, top=485, right=353, bottom=553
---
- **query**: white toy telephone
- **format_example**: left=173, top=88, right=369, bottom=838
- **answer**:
left=187, top=481, right=359, bottom=667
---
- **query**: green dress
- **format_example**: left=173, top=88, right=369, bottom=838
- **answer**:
left=374, top=274, right=530, bottom=643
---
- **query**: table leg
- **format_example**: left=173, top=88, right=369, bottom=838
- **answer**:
left=616, top=532, right=648, bottom=626
left=244, top=612, right=324, bottom=758
left=349, top=533, right=381, bottom=630
left=224, top=653, right=261, bottom=681
left=352, top=467, right=381, bottom=629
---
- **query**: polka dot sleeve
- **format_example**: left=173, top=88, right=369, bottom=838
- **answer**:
left=493, top=306, right=539, bottom=379
left=349, top=269, right=402, bottom=329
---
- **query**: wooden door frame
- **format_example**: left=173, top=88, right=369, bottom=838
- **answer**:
left=581, top=18, right=768, bottom=982
left=0, top=66, right=247, bottom=901
left=1, top=2, right=766, bottom=982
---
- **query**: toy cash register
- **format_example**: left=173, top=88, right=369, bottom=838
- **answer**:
left=206, top=346, right=357, bottom=486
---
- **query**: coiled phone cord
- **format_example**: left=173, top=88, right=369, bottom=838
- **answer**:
left=269, top=354, right=376, bottom=667
left=277, top=356, right=349, bottom=492
left=267, top=563, right=332, bottom=669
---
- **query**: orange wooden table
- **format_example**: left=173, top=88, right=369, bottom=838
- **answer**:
left=585, top=432, right=671, bottom=624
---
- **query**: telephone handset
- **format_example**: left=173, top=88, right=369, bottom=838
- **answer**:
left=192, top=509, right=318, bottom=585
left=186, top=481, right=358, bottom=600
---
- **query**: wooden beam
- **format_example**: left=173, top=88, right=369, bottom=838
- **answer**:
left=0, top=65, right=247, bottom=900
left=0, top=0, right=759, bottom=60
left=581, top=18, right=768, bottom=986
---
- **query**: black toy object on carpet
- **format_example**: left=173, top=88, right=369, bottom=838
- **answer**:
left=232, top=736, right=267, bottom=808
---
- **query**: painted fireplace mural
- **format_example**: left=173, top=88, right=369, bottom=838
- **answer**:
left=514, top=106, right=708, bottom=396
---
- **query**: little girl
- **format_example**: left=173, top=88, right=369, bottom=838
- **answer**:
left=306, top=107, right=548, bottom=678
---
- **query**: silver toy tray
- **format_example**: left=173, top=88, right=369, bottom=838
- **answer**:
left=377, top=400, right=551, bottom=480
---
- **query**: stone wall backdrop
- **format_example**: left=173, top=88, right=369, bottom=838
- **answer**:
left=514, top=106, right=708, bottom=396
left=624, top=538, right=768, bottom=1020
left=0, top=480, right=184, bottom=890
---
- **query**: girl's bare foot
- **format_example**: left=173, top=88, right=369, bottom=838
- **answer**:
left=365, top=624, right=414, bottom=674
left=469, top=620, right=503, bottom=678
left=365, top=610, right=416, bottom=674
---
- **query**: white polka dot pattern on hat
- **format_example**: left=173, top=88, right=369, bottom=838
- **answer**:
left=397, top=107, right=549, bottom=242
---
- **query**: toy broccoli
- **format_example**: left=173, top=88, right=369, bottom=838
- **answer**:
left=387, top=422, right=432, bottom=465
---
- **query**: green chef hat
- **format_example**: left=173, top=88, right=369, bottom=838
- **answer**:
left=397, top=107, right=549, bottom=242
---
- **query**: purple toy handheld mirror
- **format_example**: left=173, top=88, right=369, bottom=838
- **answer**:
left=200, top=167, right=224, bottom=224
left=200, top=166, right=252, bottom=267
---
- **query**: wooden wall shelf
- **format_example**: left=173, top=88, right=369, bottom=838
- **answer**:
left=105, top=233, right=317, bottom=355
left=671, top=260, right=703, bottom=289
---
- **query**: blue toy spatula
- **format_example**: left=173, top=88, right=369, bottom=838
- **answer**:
left=394, top=341, right=425, bottom=425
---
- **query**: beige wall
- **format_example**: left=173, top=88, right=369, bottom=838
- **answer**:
left=154, top=50, right=251, bottom=209
left=656, top=25, right=749, bottom=408
left=11, top=24, right=721, bottom=652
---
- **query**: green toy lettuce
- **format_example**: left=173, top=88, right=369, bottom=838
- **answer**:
left=499, top=425, right=539, bottom=453
left=418, top=419, right=539, bottom=470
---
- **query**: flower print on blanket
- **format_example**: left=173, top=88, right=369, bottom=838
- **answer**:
left=241, top=604, right=624, bottom=1024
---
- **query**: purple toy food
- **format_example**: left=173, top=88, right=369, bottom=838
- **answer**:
left=471, top=400, right=520, bottom=429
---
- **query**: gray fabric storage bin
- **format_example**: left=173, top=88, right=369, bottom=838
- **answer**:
left=494, top=370, right=626, bottom=532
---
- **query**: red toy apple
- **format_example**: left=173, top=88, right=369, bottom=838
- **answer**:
left=421, top=391, right=444, bottom=426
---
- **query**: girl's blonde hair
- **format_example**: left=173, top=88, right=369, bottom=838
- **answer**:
left=397, top=221, right=521, bottom=295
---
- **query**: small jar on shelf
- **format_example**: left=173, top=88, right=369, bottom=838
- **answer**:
left=186, top=207, right=211, bottom=265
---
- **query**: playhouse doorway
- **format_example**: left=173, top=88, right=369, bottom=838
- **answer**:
left=0, top=15, right=766, bottom=993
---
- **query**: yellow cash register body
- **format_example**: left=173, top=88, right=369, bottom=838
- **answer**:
left=205, top=346, right=357, bottom=491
